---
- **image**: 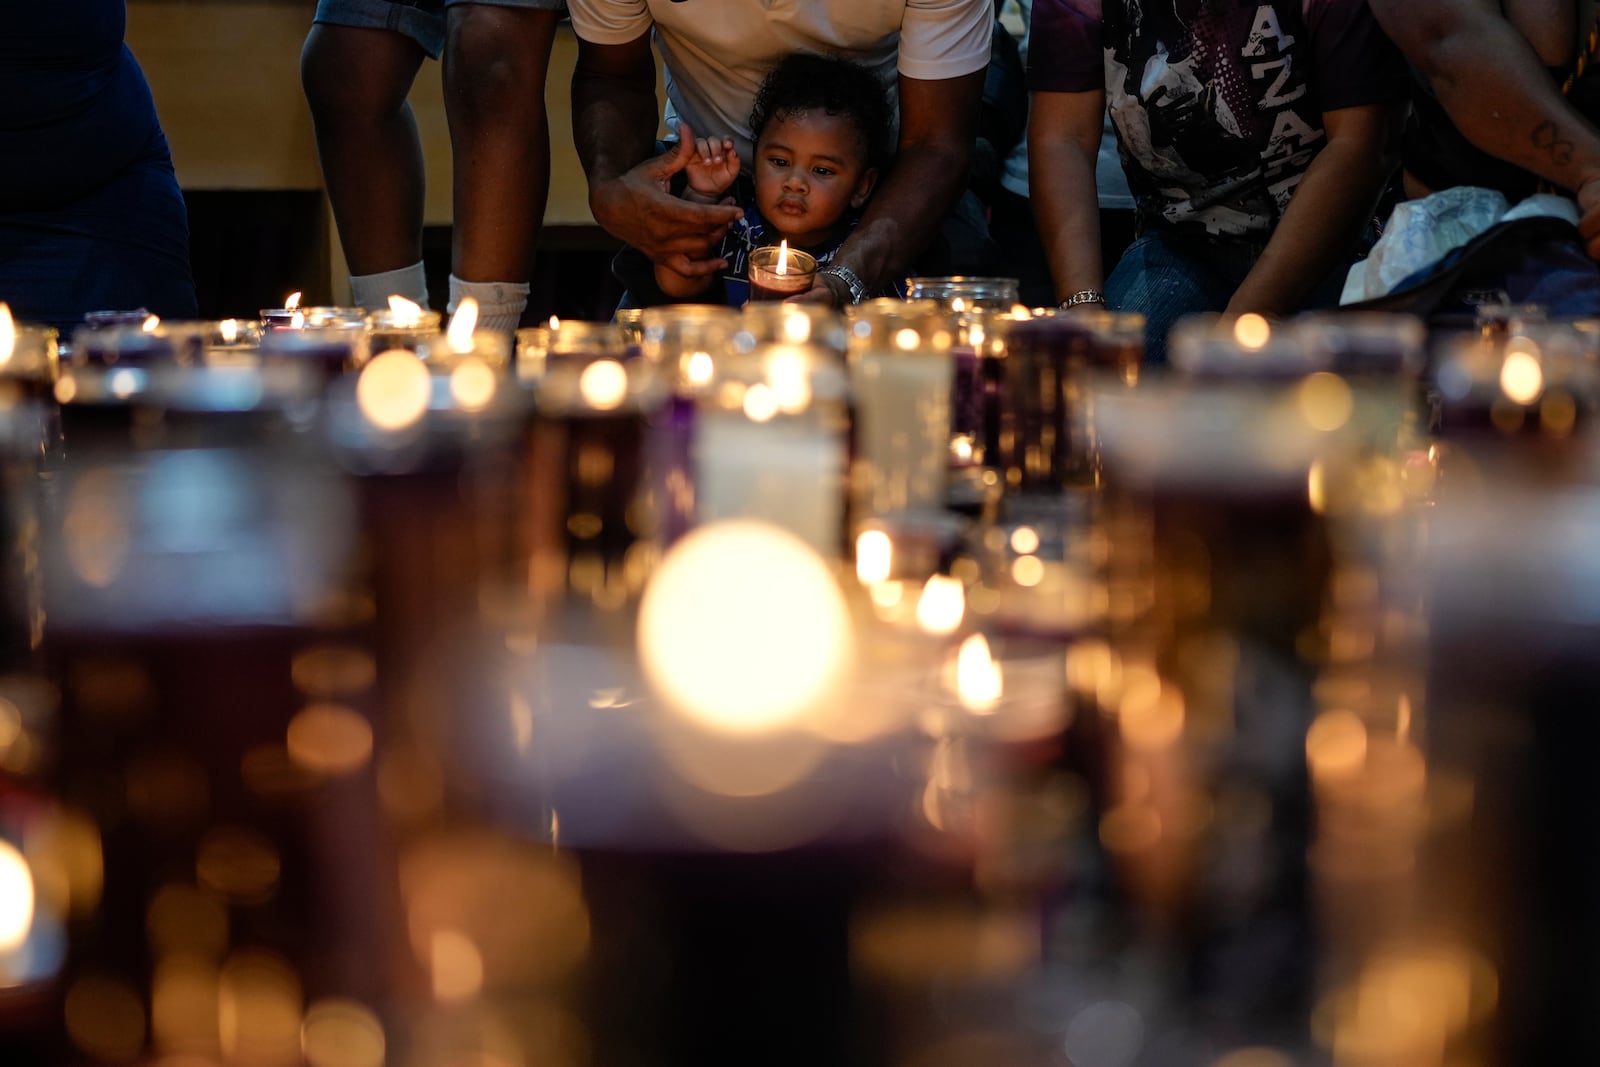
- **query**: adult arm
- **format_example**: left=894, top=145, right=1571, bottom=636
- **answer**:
left=1370, top=0, right=1600, bottom=254
left=1227, top=102, right=1402, bottom=315
left=806, top=69, right=987, bottom=305
left=570, top=34, right=742, bottom=276
left=1027, top=89, right=1107, bottom=303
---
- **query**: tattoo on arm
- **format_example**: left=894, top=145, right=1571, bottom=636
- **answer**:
left=1533, top=121, right=1576, bottom=165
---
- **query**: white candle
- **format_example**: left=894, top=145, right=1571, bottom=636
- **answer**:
left=693, top=345, right=847, bottom=557
left=848, top=302, right=953, bottom=518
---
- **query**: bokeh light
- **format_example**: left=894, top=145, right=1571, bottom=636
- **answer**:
left=356, top=349, right=431, bottom=431
left=0, top=839, right=34, bottom=952
left=638, top=520, right=854, bottom=734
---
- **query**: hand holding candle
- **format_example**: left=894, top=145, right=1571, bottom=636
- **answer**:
left=748, top=241, right=818, bottom=302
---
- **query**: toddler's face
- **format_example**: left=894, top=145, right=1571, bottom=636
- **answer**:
left=752, top=109, right=877, bottom=250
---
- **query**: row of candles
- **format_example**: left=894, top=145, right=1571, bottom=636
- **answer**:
left=0, top=279, right=1598, bottom=1066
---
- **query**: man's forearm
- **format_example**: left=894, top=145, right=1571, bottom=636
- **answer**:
left=1229, top=135, right=1390, bottom=314
left=1375, top=0, right=1600, bottom=193
left=571, top=59, right=658, bottom=185
left=831, top=140, right=971, bottom=290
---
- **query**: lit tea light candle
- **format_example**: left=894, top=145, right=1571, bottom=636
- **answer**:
left=260, top=290, right=304, bottom=331
left=426, top=296, right=511, bottom=373
left=365, top=296, right=443, bottom=355
left=748, top=241, right=818, bottom=302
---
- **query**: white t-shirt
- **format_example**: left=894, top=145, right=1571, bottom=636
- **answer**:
left=569, top=0, right=993, bottom=165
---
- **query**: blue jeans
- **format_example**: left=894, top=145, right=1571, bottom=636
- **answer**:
left=1106, top=229, right=1352, bottom=364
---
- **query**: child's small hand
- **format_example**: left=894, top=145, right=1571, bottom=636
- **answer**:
left=684, top=136, right=740, bottom=199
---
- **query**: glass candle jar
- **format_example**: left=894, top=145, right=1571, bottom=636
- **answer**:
left=747, top=245, right=818, bottom=302
left=845, top=299, right=954, bottom=522
left=693, top=342, right=850, bottom=558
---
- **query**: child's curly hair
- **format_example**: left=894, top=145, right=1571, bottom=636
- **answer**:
left=748, top=53, right=894, bottom=171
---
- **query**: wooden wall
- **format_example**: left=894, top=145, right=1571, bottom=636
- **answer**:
left=125, top=2, right=627, bottom=303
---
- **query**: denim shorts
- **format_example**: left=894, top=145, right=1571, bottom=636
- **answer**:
left=314, top=0, right=565, bottom=60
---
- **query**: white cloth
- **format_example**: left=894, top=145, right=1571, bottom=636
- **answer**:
left=568, top=0, right=993, bottom=165
left=1340, top=188, right=1580, bottom=304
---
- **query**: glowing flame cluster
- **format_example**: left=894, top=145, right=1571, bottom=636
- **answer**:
left=0, top=303, right=14, bottom=366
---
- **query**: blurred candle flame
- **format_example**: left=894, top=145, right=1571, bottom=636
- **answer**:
left=1499, top=346, right=1543, bottom=404
left=1233, top=313, right=1270, bottom=350
left=0, top=838, right=35, bottom=952
left=685, top=350, right=715, bottom=387
left=447, top=296, right=480, bottom=353
left=766, top=347, right=811, bottom=413
left=777, top=240, right=790, bottom=275
left=141, top=314, right=160, bottom=332
left=284, top=291, right=303, bottom=311
left=916, top=575, right=965, bottom=635
left=894, top=327, right=920, bottom=352
left=742, top=382, right=778, bottom=422
left=955, top=633, right=1002, bottom=714
left=578, top=359, right=628, bottom=410
left=449, top=356, right=497, bottom=412
left=357, top=349, right=431, bottom=430
left=219, top=318, right=239, bottom=343
left=856, top=529, right=892, bottom=584
left=387, top=295, right=424, bottom=328
left=638, top=520, right=855, bottom=734
left=0, top=303, right=13, bottom=365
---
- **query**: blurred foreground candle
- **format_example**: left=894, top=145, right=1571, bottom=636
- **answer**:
left=846, top=299, right=953, bottom=522
left=638, top=304, right=741, bottom=393
left=747, top=242, right=816, bottom=302
left=514, top=319, right=627, bottom=384
left=693, top=343, right=849, bottom=557
left=738, top=301, right=848, bottom=355
left=0, top=304, right=59, bottom=403
left=260, top=323, right=365, bottom=383
left=907, top=277, right=1020, bottom=468
left=994, top=308, right=1143, bottom=504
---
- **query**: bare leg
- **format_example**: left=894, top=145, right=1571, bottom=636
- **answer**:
left=443, top=5, right=559, bottom=286
left=301, top=24, right=429, bottom=276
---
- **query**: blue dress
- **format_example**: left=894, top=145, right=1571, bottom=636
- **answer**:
left=0, top=1, right=196, bottom=332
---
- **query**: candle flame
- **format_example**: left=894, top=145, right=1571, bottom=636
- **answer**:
left=449, top=356, right=497, bottom=412
left=447, top=297, right=480, bottom=354
left=1233, top=313, right=1271, bottom=350
left=916, top=575, right=965, bottom=636
left=285, top=291, right=303, bottom=311
left=219, top=318, right=239, bottom=344
left=1499, top=346, right=1544, bottom=405
left=387, top=295, right=424, bottom=328
left=579, top=359, right=628, bottom=410
left=357, top=349, right=431, bottom=431
left=0, top=839, right=33, bottom=953
left=955, top=634, right=1003, bottom=714
left=776, top=240, right=790, bottom=276
left=142, top=315, right=160, bottom=333
left=290, top=310, right=306, bottom=330
left=549, top=315, right=560, bottom=330
left=0, top=304, right=14, bottom=366
left=855, top=529, right=892, bottom=585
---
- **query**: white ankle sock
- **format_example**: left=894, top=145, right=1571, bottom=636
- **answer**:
left=449, top=275, right=530, bottom=334
left=349, top=261, right=429, bottom=310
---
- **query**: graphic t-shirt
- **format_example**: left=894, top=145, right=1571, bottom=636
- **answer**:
left=1028, top=0, right=1407, bottom=239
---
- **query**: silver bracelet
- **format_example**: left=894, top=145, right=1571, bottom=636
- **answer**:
left=818, top=264, right=868, bottom=304
left=1060, top=288, right=1106, bottom=308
